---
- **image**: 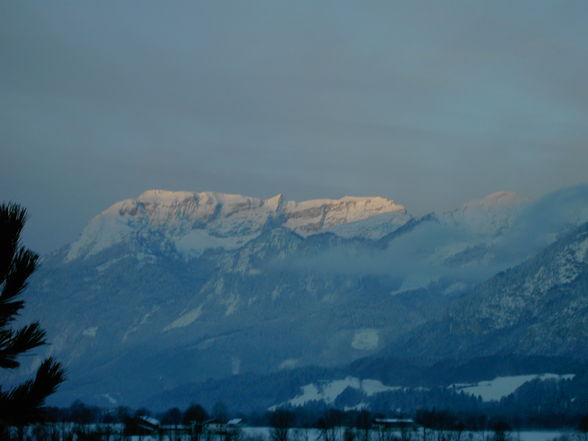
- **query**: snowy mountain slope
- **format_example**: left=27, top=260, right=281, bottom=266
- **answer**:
left=19, top=184, right=588, bottom=408
left=25, top=226, right=447, bottom=407
left=441, top=191, right=526, bottom=235
left=389, top=220, right=588, bottom=361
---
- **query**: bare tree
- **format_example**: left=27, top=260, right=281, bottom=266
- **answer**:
left=270, top=410, right=295, bottom=441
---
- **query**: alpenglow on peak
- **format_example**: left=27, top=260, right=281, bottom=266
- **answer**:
left=65, top=190, right=410, bottom=261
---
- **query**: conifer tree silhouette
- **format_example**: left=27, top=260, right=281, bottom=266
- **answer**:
left=0, top=203, right=65, bottom=432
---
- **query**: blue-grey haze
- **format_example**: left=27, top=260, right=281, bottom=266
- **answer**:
left=1, top=1, right=587, bottom=252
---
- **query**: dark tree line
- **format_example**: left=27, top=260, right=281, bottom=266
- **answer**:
left=45, top=401, right=212, bottom=426
left=38, top=399, right=588, bottom=436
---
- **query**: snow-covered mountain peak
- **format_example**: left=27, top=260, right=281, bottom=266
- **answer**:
left=462, top=191, right=523, bottom=210
left=441, top=191, right=527, bottom=235
left=136, top=189, right=197, bottom=204
left=135, top=189, right=269, bottom=217
left=264, top=194, right=285, bottom=211
left=283, top=195, right=407, bottom=236
left=101, top=190, right=273, bottom=232
left=65, top=190, right=410, bottom=261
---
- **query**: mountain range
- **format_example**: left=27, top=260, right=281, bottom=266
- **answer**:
left=17, top=184, right=588, bottom=411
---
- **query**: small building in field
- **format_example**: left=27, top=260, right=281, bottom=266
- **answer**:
left=125, top=416, right=161, bottom=435
left=373, top=418, right=416, bottom=430
left=201, top=418, right=243, bottom=437
left=202, top=418, right=226, bottom=434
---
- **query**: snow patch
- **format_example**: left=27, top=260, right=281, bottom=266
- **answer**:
left=135, top=252, right=156, bottom=263
left=361, top=379, right=400, bottom=395
left=352, top=329, right=379, bottom=350
left=196, top=337, right=218, bottom=350
left=223, top=295, right=239, bottom=316
left=279, top=358, right=300, bottom=370
left=101, top=393, right=118, bottom=405
left=96, top=257, right=125, bottom=272
left=164, top=305, right=203, bottom=331
left=66, top=211, right=133, bottom=261
left=82, top=327, right=98, bottom=337
left=231, top=356, right=241, bottom=375
left=443, top=282, right=469, bottom=295
left=288, top=384, right=321, bottom=406
left=326, top=211, right=410, bottom=240
left=123, top=306, right=160, bottom=341
left=344, top=402, right=369, bottom=411
left=174, top=230, right=257, bottom=257
left=281, top=377, right=400, bottom=408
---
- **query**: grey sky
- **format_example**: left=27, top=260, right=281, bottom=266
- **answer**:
left=2, top=1, right=588, bottom=253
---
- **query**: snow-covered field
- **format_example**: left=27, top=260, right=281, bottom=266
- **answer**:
left=241, top=428, right=572, bottom=441
left=7, top=425, right=574, bottom=441
left=449, top=374, right=576, bottom=402
left=514, top=432, right=571, bottom=441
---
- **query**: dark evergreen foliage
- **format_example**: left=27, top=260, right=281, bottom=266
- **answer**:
left=0, top=202, right=65, bottom=431
left=183, top=403, right=209, bottom=425
left=579, top=414, right=588, bottom=432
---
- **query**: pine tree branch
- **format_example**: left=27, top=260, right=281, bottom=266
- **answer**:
left=0, top=323, right=46, bottom=369
left=1, top=247, right=38, bottom=303
left=0, top=203, right=27, bottom=283
left=0, top=298, right=24, bottom=329
left=0, top=203, right=38, bottom=329
left=0, top=357, right=65, bottom=426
